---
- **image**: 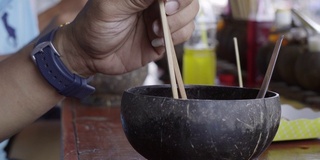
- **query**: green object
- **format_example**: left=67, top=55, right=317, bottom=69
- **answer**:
left=183, top=48, right=216, bottom=85
left=273, top=105, right=320, bottom=141
left=274, top=118, right=320, bottom=141
left=182, top=3, right=217, bottom=85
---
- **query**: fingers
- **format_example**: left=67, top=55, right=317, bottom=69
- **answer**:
left=165, top=0, right=194, bottom=16
left=148, top=0, right=199, bottom=47
left=166, top=0, right=199, bottom=34
left=164, top=0, right=180, bottom=15
left=153, top=0, right=199, bottom=36
left=151, top=20, right=195, bottom=48
left=171, top=20, right=195, bottom=45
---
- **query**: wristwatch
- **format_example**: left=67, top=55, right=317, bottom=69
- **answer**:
left=31, top=27, right=95, bottom=99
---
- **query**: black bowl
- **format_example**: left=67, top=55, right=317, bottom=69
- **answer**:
left=121, top=85, right=281, bottom=160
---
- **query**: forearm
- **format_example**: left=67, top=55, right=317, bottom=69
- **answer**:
left=0, top=44, right=63, bottom=141
left=0, top=0, right=198, bottom=142
left=0, top=55, right=10, bottom=62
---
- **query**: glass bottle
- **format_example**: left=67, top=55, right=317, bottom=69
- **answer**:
left=183, top=0, right=217, bottom=85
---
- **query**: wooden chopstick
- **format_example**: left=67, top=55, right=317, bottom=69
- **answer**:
left=158, top=0, right=187, bottom=99
left=171, top=42, right=187, bottom=99
left=233, top=37, right=243, bottom=88
left=256, top=35, right=284, bottom=98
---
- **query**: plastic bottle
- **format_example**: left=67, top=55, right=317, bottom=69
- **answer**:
left=183, top=0, right=217, bottom=85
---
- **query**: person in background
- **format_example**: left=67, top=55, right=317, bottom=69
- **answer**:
left=0, top=0, right=39, bottom=59
left=1, top=1, right=39, bottom=159
left=0, top=0, right=199, bottom=159
left=1, top=0, right=89, bottom=158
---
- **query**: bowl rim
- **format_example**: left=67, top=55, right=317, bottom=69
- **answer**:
left=123, top=84, right=280, bottom=102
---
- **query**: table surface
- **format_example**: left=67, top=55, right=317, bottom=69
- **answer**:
left=61, top=98, right=320, bottom=160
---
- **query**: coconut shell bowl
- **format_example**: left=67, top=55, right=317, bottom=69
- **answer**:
left=120, top=85, right=281, bottom=160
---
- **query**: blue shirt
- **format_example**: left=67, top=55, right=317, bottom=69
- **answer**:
left=0, top=0, right=39, bottom=55
left=0, top=0, right=39, bottom=159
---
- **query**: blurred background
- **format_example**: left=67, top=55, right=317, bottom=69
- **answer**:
left=155, top=0, right=320, bottom=107
left=4, top=0, right=320, bottom=159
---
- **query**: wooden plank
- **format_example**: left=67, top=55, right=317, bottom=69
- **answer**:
left=65, top=100, right=144, bottom=159
left=61, top=99, right=78, bottom=160
left=260, top=139, right=320, bottom=159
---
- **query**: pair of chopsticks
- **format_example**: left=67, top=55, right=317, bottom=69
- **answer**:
left=158, top=0, right=187, bottom=99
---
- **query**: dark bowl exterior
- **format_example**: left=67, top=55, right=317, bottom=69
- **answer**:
left=121, top=85, right=281, bottom=160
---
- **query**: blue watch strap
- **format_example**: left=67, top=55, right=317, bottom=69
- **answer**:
left=31, top=28, right=95, bottom=99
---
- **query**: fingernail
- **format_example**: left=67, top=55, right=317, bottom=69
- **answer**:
left=165, top=0, right=179, bottom=15
left=152, top=20, right=162, bottom=36
left=152, top=38, right=164, bottom=47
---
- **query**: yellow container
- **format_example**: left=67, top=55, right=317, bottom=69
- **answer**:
left=183, top=47, right=216, bottom=85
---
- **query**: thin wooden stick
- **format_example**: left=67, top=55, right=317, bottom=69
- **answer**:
left=256, top=35, right=284, bottom=98
left=159, top=0, right=179, bottom=99
left=171, top=42, right=187, bottom=99
left=233, top=37, right=243, bottom=88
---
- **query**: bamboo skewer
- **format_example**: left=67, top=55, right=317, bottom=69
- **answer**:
left=233, top=37, right=243, bottom=88
left=256, top=35, right=284, bottom=98
left=171, top=42, right=187, bottom=99
left=158, top=0, right=187, bottom=99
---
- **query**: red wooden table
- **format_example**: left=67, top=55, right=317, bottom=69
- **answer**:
left=61, top=98, right=320, bottom=160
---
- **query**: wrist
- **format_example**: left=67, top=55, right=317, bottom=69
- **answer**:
left=53, top=22, right=93, bottom=78
left=31, top=26, right=95, bottom=99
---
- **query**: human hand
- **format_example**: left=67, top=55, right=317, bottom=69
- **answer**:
left=54, top=0, right=199, bottom=77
